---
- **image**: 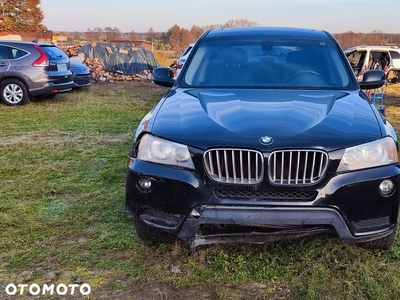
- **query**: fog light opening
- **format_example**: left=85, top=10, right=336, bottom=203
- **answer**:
left=137, top=176, right=152, bottom=192
left=379, top=179, right=395, bottom=196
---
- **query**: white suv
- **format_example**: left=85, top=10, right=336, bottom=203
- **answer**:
left=344, top=45, right=400, bottom=83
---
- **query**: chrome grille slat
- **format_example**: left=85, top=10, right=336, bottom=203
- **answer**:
left=240, top=150, right=244, bottom=180
left=208, top=152, right=214, bottom=174
left=204, top=148, right=264, bottom=184
left=296, top=151, right=300, bottom=184
left=288, top=152, right=292, bottom=182
left=216, top=151, right=222, bottom=178
left=268, top=150, right=328, bottom=186
left=255, top=153, right=259, bottom=181
left=224, top=150, right=229, bottom=179
left=280, top=152, right=284, bottom=183
left=304, top=152, right=309, bottom=183
left=231, top=150, right=237, bottom=179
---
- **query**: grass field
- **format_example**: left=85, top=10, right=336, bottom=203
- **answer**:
left=1, top=82, right=400, bottom=299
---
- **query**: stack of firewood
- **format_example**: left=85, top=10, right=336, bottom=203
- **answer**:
left=83, top=58, right=153, bottom=83
left=64, top=46, right=80, bottom=57
left=64, top=45, right=154, bottom=83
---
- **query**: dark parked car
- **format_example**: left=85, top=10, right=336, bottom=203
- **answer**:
left=125, top=27, right=400, bottom=251
left=70, top=58, right=91, bottom=89
left=0, top=40, right=74, bottom=105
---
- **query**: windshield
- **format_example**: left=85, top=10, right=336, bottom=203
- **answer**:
left=182, top=37, right=352, bottom=89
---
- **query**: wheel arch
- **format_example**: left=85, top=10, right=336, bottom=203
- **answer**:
left=0, top=74, right=31, bottom=94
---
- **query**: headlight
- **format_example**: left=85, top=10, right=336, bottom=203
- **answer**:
left=137, top=134, right=195, bottom=169
left=337, top=137, right=398, bottom=172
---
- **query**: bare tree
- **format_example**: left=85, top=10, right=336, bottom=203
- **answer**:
left=104, top=26, right=114, bottom=41
left=112, top=27, right=122, bottom=40
left=85, top=28, right=94, bottom=42
left=201, top=19, right=258, bottom=31
left=73, top=31, right=81, bottom=41
left=92, top=27, right=103, bottom=41
left=128, top=30, right=138, bottom=41
left=224, top=19, right=259, bottom=28
left=146, top=27, right=156, bottom=42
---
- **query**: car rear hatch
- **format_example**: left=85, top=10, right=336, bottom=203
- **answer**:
left=38, top=45, right=72, bottom=83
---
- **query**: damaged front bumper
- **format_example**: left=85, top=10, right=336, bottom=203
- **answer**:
left=137, top=205, right=396, bottom=251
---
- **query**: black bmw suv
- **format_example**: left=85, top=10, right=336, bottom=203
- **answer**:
left=126, top=27, right=400, bottom=251
left=0, top=41, right=74, bottom=105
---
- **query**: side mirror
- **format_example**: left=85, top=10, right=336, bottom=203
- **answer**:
left=152, top=67, right=175, bottom=87
left=359, top=70, right=385, bottom=90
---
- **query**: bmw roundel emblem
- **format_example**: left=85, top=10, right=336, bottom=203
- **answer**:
left=259, top=136, right=274, bottom=145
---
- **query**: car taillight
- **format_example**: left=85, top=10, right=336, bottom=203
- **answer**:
left=177, top=59, right=186, bottom=69
left=32, top=45, right=49, bottom=67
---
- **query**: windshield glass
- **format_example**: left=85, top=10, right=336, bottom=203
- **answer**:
left=182, top=37, right=352, bottom=89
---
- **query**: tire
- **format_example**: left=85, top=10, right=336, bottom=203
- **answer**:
left=133, top=214, right=176, bottom=244
left=357, top=224, right=398, bottom=250
left=0, top=79, right=30, bottom=106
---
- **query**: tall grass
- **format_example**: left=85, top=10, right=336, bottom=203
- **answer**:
left=1, top=82, right=400, bottom=299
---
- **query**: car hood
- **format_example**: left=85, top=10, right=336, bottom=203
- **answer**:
left=70, top=59, right=90, bottom=74
left=149, top=89, right=382, bottom=151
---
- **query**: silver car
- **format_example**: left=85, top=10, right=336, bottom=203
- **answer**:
left=0, top=41, right=74, bottom=105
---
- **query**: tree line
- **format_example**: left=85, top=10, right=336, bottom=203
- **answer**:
left=335, top=30, right=400, bottom=49
left=81, top=26, right=400, bottom=54
left=82, top=19, right=259, bottom=54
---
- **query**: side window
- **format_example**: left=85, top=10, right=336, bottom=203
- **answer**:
left=347, top=51, right=366, bottom=76
left=347, top=51, right=362, bottom=66
left=11, top=48, right=28, bottom=59
left=0, top=45, right=14, bottom=59
left=369, top=51, right=388, bottom=70
left=389, top=50, right=400, bottom=59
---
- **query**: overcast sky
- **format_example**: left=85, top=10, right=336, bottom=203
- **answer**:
left=40, top=0, right=400, bottom=34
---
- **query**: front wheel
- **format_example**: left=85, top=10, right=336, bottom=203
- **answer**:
left=357, top=224, right=398, bottom=250
left=0, top=79, right=30, bottom=106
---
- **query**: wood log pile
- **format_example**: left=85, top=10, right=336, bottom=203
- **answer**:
left=84, top=58, right=153, bottom=83
left=64, top=45, right=153, bottom=84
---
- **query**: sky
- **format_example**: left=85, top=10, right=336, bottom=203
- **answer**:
left=40, top=0, right=400, bottom=34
